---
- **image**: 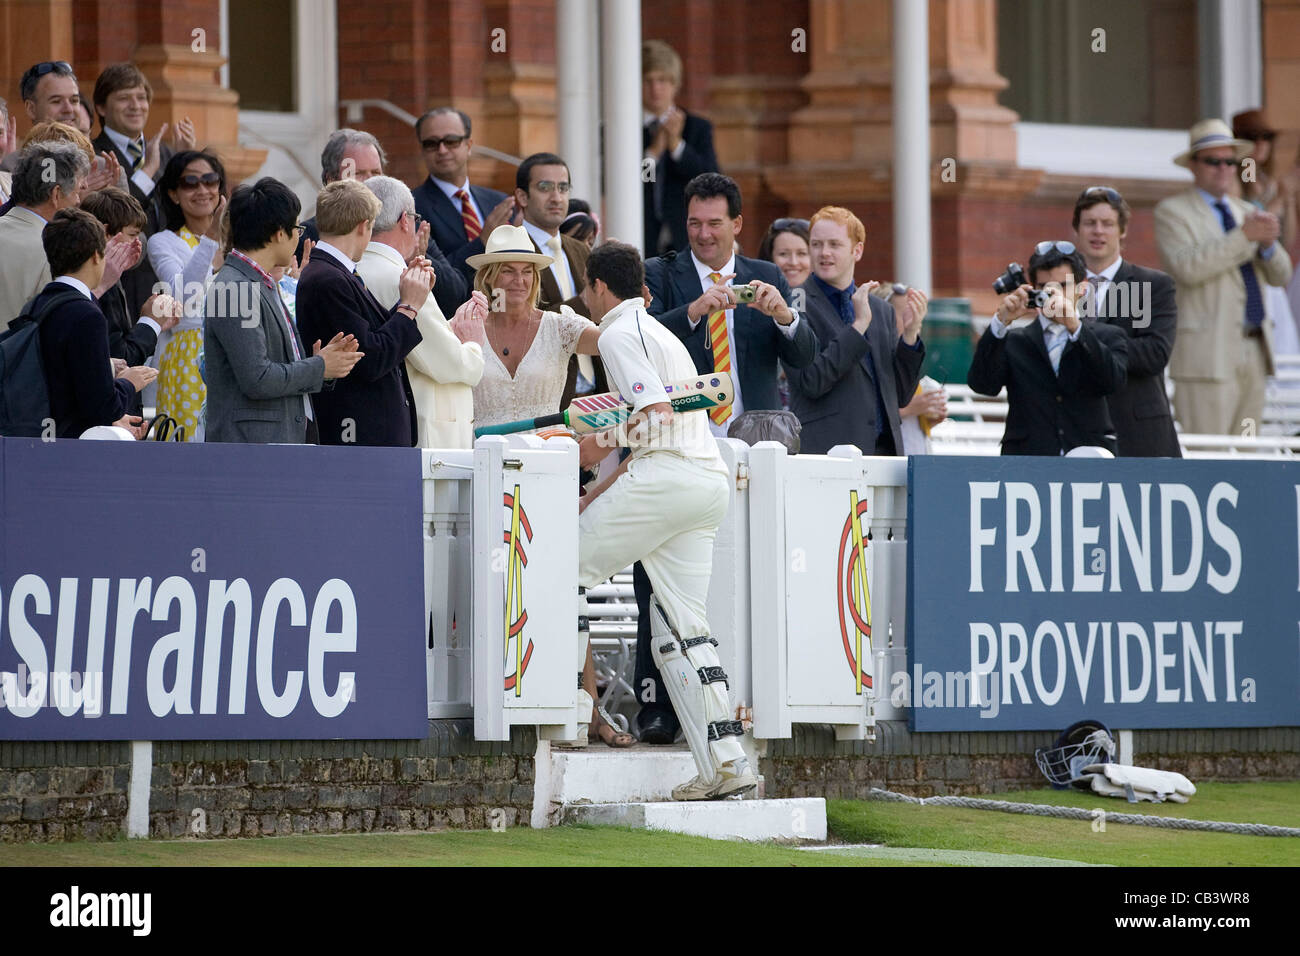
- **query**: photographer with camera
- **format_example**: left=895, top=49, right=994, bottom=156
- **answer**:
left=968, top=240, right=1128, bottom=455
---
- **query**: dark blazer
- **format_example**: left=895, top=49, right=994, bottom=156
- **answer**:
left=91, top=128, right=171, bottom=232
left=645, top=251, right=818, bottom=411
left=968, top=316, right=1129, bottom=456
left=1093, top=261, right=1181, bottom=458
left=643, top=112, right=719, bottom=257
left=97, top=282, right=159, bottom=367
left=33, top=282, right=135, bottom=438
left=786, top=279, right=925, bottom=456
left=96, top=282, right=157, bottom=417
left=296, top=216, right=470, bottom=317
left=93, top=128, right=172, bottom=323
left=203, top=254, right=326, bottom=444
left=295, top=250, right=423, bottom=446
left=412, top=177, right=508, bottom=282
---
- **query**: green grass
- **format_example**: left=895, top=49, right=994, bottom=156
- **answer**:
left=826, top=782, right=1300, bottom=867
left=3, top=782, right=1295, bottom=867
left=0, top=825, right=900, bottom=868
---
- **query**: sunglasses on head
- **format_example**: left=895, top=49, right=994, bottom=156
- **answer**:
left=178, top=172, right=221, bottom=189
left=1079, top=185, right=1123, bottom=206
left=772, top=217, right=810, bottom=231
left=421, top=135, right=467, bottom=151
left=31, top=61, right=73, bottom=79
left=1034, top=240, right=1076, bottom=257
left=1197, top=156, right=1237, bottom=168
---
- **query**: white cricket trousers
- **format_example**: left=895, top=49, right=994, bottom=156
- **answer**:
left=578, top=451, right=730, bottom=640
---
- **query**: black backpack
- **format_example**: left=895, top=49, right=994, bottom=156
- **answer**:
left=0, top=287, right=84, bottom=437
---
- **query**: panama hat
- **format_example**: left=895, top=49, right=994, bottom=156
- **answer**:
left=465, top=223, right=555, bottom=270
left=1173, top=118, right=1254, bottom=168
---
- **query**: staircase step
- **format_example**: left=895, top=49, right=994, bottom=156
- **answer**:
left=561, top=797, right=826, bottom=842
left=548, top=746, right=699, bottom=805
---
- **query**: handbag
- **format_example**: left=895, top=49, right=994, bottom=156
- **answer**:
left=142, top=413, right=186, bottom=442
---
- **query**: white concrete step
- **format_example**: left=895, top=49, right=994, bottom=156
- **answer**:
left=562, top=798, right=827, bottom=842
left=546, top=744, right=700, bottom=805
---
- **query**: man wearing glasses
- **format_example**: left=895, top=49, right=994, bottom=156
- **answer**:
left=968, top=240, right=1128, bottom=456
left=204, top=177, right=363, bottom=445
left=411, top=107, right=516, bottom=283
left=1155, top=118, right=1293, bottom=436
left=1073, top=185, right=1181, bottom=457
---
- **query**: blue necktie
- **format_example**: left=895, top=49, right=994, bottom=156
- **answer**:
left=1046, top=324, right=1068, bottom=375
left=1213, top=201, right=1265, bottom=330
left=834, top=287, right=888, bottom=438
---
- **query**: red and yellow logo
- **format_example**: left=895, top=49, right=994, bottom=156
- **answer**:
left=836, top=490, right=872, bottom=694
left=503, top=485, right=533, bottom=695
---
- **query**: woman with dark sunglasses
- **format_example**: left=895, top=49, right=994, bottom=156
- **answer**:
left=146, top=149, right=228, bottom=440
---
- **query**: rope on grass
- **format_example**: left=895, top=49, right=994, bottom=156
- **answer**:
left=867, top=788, right=1300, bottom=837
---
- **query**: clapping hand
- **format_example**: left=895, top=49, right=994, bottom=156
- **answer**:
left=894, top=287, right=928, bottom=344
left=141, top=293, right=183, bottom=332
left=314, top=332, right=364, bottom=379
left=171, top=116, right=197, bottom=150
left=850, top=280, right=881, bottom=333
left=84, top=151, right=123, bottom=193
left=450, top=291, right=490, bottom=346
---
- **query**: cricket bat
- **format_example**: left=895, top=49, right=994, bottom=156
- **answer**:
left=474, top=372, right=734, bottom=437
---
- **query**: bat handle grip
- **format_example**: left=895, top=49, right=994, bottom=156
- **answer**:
left=473, top=411, right=567, bottom=438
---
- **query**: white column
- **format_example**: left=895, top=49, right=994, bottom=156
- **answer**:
left=891, top=0, right=932, bottom=294
left=601, top=0, right=644, bottom=252
left=127, top=740, right=152, bottom=838
left=557, top=0, right=598, bottom=206
left=1199, top=0, right=1262, bottom=121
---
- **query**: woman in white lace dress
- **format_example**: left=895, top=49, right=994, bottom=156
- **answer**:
left=457, top=225, right=632, bottom=747
left=460, top=224, right=601, bottom=429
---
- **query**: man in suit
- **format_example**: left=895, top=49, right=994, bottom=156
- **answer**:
left=0, top=142, right=88, bottom=330
left=968, top=241, right=1129, bottom=455
left=296, top=128, right=468, bottom=316
left=295, top=179, right=433, bottom=447
left=411, top=107, right=517, bottom=283
left=642, top=40, right=719, bottom=257
left=512, top=151, right=601, bottom=406
left=90, top=63, right=194, bottom=223
left=1073, top=186, right=1181, bottom=457
left=32, top=208, right=155, bottom=438
left=204, top=178, right=363, bottom=444
left=638, top=171, right=817, bottom=743
left=359, top=175, right=485, bottom=449
left=787, top=206, right=927, bottom=456
left=1154, top=119, right=1293, bottom=436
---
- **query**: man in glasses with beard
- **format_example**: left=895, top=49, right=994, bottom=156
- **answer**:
left=968, top=240, right=1129, bottom=456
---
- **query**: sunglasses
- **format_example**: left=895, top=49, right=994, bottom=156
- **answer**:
left=178, top=172, right=221, bottom=189
left=421, top=135, right=467, bottom=151
left=1196, top=157, right=1237, bottom=168
left=30, top=60, right=73, bottom=79
left=1034, top=240, right=1076, bottom=256
left=530, top=180, right=571, bottom=195
left=1079, top=185, right=1123, bottom=206
left=771, top=217, right=810, bottom=231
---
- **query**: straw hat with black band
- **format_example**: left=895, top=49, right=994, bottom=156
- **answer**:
left=466, top=223, right=554, bottom=269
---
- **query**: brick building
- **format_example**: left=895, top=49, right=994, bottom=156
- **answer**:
left=4, top=0, right=1299, bottom=313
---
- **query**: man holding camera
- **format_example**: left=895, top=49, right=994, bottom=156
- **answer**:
left=968, top=241, right=1128, bottom=455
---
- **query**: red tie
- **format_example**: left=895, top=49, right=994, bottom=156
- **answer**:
left=458, top=188, right=482, bottom=242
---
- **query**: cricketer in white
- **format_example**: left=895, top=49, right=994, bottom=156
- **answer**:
left=576, top=241, right=756, bottom=800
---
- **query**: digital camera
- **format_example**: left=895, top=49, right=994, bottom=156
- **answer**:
left=992, top=263, right=1051, bottom=309
left=732, top=284, right=757, bottom=304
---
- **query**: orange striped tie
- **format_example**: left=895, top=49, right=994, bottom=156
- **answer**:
left=706, top=272, right=732, bottom=425
left=458, top=188, right=482, bottom=241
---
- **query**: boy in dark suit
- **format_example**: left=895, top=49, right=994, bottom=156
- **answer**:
left=34, top=208, right=156, bottom=438
left=295, top=179, right=434, bottom=447
left=968, top=241, right=1129, bottom=456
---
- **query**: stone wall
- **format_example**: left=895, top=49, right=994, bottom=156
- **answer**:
left=761, top=723, right=1300, bottom=800
left=0, top=742, right=131, bottom=844
left=0, top=721, right=536, bottom=844
left=4, top=723, right=1296, bottom=843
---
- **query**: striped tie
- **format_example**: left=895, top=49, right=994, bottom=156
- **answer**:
left=458, top=188, right=483, bottom=242
left=126, top=138, right=144, bottom=172
left=706, top=271, right=732, bottom=425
